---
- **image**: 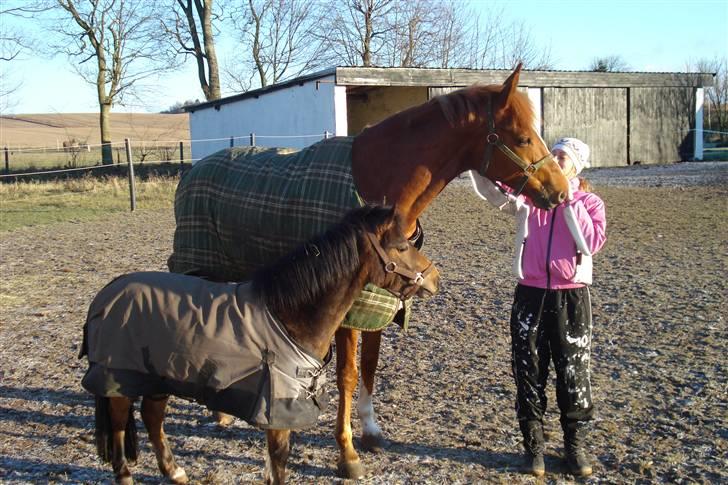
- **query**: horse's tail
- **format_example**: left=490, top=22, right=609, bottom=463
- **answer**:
left=94, top=396, right=138, bottom=462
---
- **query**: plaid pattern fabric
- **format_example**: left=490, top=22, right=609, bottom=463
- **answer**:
left=168, top=137, right=410, bottom=331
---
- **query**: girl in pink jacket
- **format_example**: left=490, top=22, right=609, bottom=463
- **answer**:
left=470, top=137, right=606, bottom=478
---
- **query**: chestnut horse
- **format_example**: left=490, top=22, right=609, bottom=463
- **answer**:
left=169, top=64, right=569, bottom=478
left=81, top=205, right=439, bottom=484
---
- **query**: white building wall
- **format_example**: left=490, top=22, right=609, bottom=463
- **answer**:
left=189, top=74, right=339, bottom=161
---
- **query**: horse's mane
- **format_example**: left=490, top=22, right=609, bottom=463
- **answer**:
left=435, top=84, right=535, bottom=130
left=252, top=205, right=394, bottom=317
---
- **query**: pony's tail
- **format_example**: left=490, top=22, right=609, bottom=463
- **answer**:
left=94, top=396, right=138, bottom=462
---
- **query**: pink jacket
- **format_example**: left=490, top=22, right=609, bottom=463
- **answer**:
left=518, top=178, right=607, bottom=289
left=469, top=172, right=607, bottom=289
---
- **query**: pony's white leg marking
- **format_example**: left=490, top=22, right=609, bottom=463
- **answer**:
left=264, top=450, right=272, bottom=483
left=357, top=377, right=382, bottom=437
left=170, top=466, right=188, bottom=483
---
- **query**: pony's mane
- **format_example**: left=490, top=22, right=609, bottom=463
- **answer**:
left=252, top=205, right=394, bottom=317
left=435, top=84, right=535, bottom=130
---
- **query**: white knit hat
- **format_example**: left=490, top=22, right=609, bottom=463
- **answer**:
left=552, top=137, right=590, bottom=174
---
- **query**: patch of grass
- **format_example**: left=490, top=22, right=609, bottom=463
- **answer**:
left=0, top=174, right=179, bottom=231
left=702, top=147, right=728, bottom=161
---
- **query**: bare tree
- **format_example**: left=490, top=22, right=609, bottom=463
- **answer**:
left=318, top=1, right=551, bottom=70
left=162, top=0, right=222, bottom=101
left=315, top=0, right=395, bottom=67
left=53, top=0, right=172, bottom=164
left=686, top=57, right=728, bottom=135
left=225, top=0, right=326, bottom=91
left=432, top=0, right=472, bottom=69
left=590, top=55, right=630, bottom=72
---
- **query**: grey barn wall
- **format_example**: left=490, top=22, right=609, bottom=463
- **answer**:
left=630, top=87, right=695, bottom=163
left=430, top=84, right=697, bottom=166
left=542, top=88, right=628, bottom=167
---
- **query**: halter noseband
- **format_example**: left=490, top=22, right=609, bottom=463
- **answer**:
left=366, top=232, right=435, bottom=301
left=480, top=96, right=554, bottom=197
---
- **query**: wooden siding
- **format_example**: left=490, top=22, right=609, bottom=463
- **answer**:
left=629, top=87, right=694, bottom=163
left=543, top=88, right=628, bottom=167
left=338, top=67, right=713, bottom=88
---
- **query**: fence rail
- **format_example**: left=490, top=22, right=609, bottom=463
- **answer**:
left=1, top=132, right=334, bottom=212
left=2, top=131, right=333, bottom=174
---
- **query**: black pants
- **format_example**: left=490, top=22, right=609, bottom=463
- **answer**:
left=510, top=284, right=594, bottom=436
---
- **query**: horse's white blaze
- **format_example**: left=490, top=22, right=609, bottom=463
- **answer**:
left=357, top=378, right=382, bottom=436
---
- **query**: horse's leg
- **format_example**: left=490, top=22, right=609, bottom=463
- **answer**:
left=264, top=429, right=291, bottom=485
left=140, top=396, right=188, bottom=484
left=335, top=327, right=365, bottom=479
left=108, top=397, right=135, bottom=485
left=359, top=330, right=386, bottom=452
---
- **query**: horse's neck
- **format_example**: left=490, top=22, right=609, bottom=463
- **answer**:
left=352, top=107, right=482, bottom=229
left=277, top=268, right=369, bottom=360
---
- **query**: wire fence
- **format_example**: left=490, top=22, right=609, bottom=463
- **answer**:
left=1, top=131, right=334, bottom=175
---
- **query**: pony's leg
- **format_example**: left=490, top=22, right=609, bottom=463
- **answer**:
left=264, top=429, right=291, bottom=485
left=213, top=411, right=235, bottom=426
left=334, top=328, right=365, bottom=479
left=140, top=396, right=188, bottom=484
left=108, top=397, right=135, bottom=485
left=359, top=330, right=386, bottom=452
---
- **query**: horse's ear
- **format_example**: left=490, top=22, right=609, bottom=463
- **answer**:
left=498, top=62, right=523, bottom=108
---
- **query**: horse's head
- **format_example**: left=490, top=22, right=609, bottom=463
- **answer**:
left=473, top=64, right=569, bottom=210
left=361, top=206, right=439, bottom=300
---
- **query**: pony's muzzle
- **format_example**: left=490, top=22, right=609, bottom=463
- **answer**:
left=417, top=267, right=440, bottom=297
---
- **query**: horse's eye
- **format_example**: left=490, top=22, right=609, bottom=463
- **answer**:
left=396, top=242, right=410, bottom=252
left=518, top=137, right=531, bottom=147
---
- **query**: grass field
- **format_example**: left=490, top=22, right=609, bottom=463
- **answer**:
left=0, top=174, right=178, bottom=231
left=0, top=113, right=190, bottom=171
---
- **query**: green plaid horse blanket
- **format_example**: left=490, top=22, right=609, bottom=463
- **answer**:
left=168, top=137, right=411, bottom=331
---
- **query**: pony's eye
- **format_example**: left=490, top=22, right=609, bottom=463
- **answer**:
left=518, top=137, right=531, bottom=147
left=396, top=242, right=410, bottom=252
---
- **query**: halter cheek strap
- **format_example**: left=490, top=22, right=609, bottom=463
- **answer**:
left=366, top=232, right=435, bottom=301
left=480, top=96, right=554, bottom=198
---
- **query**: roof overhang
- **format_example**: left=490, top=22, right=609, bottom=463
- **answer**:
left=186, top=66, right=714, bottom=112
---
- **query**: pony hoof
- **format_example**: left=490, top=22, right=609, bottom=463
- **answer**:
left=337, top=460, right=365, bottom=479
left=214, top=411, right=234, bottom=427
left=169, top=467, right=188, bottom=484
left=360, top=433, right=387, bottom=453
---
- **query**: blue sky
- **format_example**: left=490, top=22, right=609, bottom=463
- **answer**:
left=3, top=0, right=727, bottom=114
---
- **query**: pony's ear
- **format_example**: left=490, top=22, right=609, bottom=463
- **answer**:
left=498, top=62, right=523, bottom=109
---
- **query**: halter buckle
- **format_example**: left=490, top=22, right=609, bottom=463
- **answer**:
left=486, top=133, right=499, bottom=144
left=414, top=273, right=424, bottom=285
left=385, top=261, right=397, bottom=273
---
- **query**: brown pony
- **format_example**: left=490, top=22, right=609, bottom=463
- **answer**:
left=81, top=205, right=439, bottom=484
left=169, top=64, right=569, bottom=479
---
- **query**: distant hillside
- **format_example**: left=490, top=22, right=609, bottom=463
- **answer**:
left=0, top=113, right=189, bottom=148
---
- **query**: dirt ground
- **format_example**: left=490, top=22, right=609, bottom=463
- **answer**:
left=1, top=162, right=726, bottom=484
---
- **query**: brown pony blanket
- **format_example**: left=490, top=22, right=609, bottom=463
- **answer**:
left=80, top=271, right=329, bottom=430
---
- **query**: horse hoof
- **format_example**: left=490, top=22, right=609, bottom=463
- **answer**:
left=337, top=460, right=365, bottom=479
left=360, top=433, right=387, bottom=453
left=214, top=411, right=234, bottom=427
left=170, top=467, right=188, bottom=484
